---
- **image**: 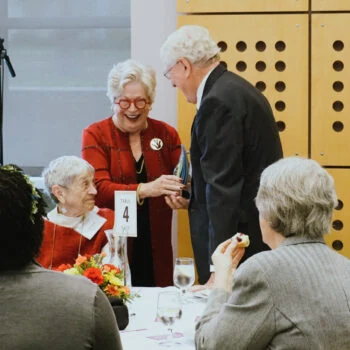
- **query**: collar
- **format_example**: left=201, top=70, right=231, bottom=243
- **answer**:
left=279, top=235, right=326, bottom=247
left=196, top=66, right=216, bottom=110
left=47, top=206, right=107, bottom=240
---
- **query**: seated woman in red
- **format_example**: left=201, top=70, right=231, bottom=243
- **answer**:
left=37, top=155, right=114, bottom=269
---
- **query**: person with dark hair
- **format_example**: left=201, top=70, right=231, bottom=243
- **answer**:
left=0, top=164, right=123, bottom=350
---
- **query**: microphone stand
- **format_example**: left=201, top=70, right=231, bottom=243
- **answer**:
left=0, top=38, right=16, bottom=166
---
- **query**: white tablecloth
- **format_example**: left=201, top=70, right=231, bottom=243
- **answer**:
left=120, top=287, right=208, bottom=349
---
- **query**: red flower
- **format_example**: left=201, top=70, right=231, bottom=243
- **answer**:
left=53, top=263, right=72, bottom=272
left=83, top=267, right=104, bottom=285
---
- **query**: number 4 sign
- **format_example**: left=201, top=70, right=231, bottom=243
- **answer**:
left=113, top=191, right=137, bottom=237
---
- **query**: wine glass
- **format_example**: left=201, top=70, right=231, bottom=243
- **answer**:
left=173, top=257, right=195, bottom=301
left=157, top=291, right=182, bottom=347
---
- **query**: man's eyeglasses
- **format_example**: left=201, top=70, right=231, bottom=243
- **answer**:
left=114, top=98, right=149, bottom=110
left=163, top=61, right=180, bottom=79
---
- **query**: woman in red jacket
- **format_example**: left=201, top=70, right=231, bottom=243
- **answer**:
left=82, top=59, right=184, bottom=287
left=37, top=155, right=114, bottom=269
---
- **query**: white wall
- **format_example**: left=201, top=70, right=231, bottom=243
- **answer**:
left=130, top=0, right=177, bottom=129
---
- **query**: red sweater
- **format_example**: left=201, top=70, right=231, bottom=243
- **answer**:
left=37, top=208, right=113, bottom=269
left=82, top=116, right=181, bottom=286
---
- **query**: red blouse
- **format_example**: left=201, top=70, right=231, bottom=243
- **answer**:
left=37, top=208, right=113, bottom=269
left=82, top=116, right=182, bottom=286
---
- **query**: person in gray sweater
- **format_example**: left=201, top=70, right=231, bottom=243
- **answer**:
left=0, top=164, right=123, bottom=350
left=196, top=157, right=350, bottom=349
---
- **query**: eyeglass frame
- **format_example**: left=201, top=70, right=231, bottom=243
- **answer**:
left=114, top=97, right=150, bottom=110
left=163, top=61, right=181, bottom=79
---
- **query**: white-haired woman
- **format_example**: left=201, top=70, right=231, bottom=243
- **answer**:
left=195, top=157, right=350, bottom=349
left=37, top=155, right=114, bottom=269
left=82, top=59, right=183, bottom=287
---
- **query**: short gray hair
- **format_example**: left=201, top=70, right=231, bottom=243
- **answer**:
left=106, top=59, right=156, bottom=105
left=42, top=156, right=94, bottom=203
left=255, top=157, right=338, bottom=239
left=160, top=25, right=221, bottom=68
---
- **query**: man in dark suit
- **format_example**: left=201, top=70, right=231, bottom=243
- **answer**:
left=161, top=25, right=283, bottom=285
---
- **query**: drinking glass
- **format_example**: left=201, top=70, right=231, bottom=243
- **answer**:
left=157, top=291, right=182, bottom=347
left=173, top=257, right=195, bottom=301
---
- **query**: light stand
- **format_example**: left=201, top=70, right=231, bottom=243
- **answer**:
left=0, top=38, right=16, bottom=165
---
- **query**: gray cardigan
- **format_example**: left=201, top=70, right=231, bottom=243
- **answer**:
left=196, top=237, right=350, bottom=349
left=0, top=262, right=123, bottom=350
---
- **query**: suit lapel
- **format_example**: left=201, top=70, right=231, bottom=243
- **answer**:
left=192, top=64, right=227, bottom=136
left=202, top=64, right=227, bottom=100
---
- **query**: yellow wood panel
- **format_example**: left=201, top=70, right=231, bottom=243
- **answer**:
left=178, top=14, right=309, bottom=157
left=312, top=0, right=350, bottom=11
left=311, top=14, right=350, bottom=166
left=324, top=168, right=350, bottom=259
left=177, top=0, right=308, bottom=13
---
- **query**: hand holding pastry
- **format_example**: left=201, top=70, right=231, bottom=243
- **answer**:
left=211, top=237, right=246, bottom=292
left=231, top=232, right=250, bottom=248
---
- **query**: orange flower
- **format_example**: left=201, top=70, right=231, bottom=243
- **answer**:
left=104, top=285, right=120, bottom=296
left=53, top=263, right=72, bottom=272
left=122, top=286, right=130, bottom=295
left=83, top=267, right=104, bottom=285
left=75, top=255, right=88, bottom=266
left=102, top=263, right=121, bottom=273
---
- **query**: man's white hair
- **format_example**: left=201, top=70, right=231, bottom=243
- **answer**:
left=160, top=25, right=220, bottom=68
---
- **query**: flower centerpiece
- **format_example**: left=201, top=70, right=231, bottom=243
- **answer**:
left=54, top=252, right=133, bottom=303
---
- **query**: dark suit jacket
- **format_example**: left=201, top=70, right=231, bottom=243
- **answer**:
left=189, top=64, right=283, bottom=283
left=195, top=237, right=350, bottom=349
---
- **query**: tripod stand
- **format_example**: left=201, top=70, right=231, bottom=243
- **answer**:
left=0, top=38, right=16, bottom=165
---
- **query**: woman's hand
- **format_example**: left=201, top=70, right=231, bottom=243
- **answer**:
left=139, top=175, right=184, bottom=199
left=211, top=239, right=245, bottom=292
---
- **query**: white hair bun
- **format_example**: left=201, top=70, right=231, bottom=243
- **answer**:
left=232, top=233, right=250, bottom=248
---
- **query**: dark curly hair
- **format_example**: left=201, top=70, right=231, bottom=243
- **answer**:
left=0, top=164, right=46, bottom=270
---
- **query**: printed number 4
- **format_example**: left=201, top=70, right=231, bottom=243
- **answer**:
left=123, top=206, right=129, bottom=222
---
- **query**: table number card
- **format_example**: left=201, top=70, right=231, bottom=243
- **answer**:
left=114, top=191, right=137, bottom=237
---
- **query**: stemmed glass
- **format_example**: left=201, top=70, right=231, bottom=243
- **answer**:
left=157, top=291, right=182, bottom=347
left=173, top=257, right=195, bottom=302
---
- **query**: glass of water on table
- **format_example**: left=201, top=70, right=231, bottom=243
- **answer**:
left=157, top=291, right=182, bottom=347
left=173, top=257, right=195, bottom=303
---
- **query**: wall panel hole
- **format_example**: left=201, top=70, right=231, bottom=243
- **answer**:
left=333, top=121, right=344, bottom=132
left=333, top=81, right=344, bottom=92
left=275, top=41, right=286, bottom=52
left=255, top=81, right=266, bottom=92
left=333, top=40, right=344, bottom=51
left=255, top=41, right=266, bottom=52
left=275, top=61, right=286, bottom=72
left=275, top=101, right=286, bottom=111
left=335, top=199, right=343, bottom=210
left=332, top=240, right=343, bottom=251
left=256, top=61, right=266, bottom=72
left=220, top=61, right=227, bottom=69
left=333, top=60, right=344, bottom=71
left=217, top=41, right=227, bottom=52
left=236, top=41, right=247, bottom=52
left=236, top=61, right=246, bottom=72
left=275, top=81, right=286, bottom=92
left=332, top=220, right=343, bottom=230
left=276, top=121, right=286, bottom=131
left=333, top=101, right=344, bottom=112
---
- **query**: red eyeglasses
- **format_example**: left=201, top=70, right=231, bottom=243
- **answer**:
left=114, top=98, right=149, bottom=110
